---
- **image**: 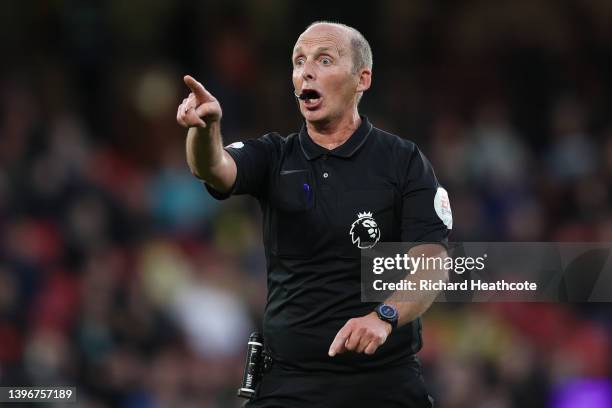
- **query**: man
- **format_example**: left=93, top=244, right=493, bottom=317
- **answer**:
left=177, top=21, right=451, bottom=407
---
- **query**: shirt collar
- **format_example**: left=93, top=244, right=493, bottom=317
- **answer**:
left=299, top=116, right=373, bottom=160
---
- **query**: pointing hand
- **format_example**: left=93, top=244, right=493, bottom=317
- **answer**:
left=328, top=312, right=392, bottom=357
left=177, top=75, right=222, bottom=128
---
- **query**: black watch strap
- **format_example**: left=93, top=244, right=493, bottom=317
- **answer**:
left=375, top=303, right=398, bottom=330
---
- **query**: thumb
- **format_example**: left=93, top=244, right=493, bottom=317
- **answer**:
left=183, top=75, right=213, bottom=102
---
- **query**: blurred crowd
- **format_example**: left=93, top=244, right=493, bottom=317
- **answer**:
left=1, top=1, right=611, bottom=407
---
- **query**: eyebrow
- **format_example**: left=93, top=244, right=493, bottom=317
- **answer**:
left=292, top=46, right=336, bottom=57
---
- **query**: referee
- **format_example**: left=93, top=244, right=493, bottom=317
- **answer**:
left=177, top=21, right=451, bottom=408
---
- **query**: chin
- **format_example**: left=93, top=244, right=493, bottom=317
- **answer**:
left=301, top=109, right=329, bottom=124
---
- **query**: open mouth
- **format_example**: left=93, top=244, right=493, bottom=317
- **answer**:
left=298, top=89, right=322, bottom=109
left=299, top=89, right=321, bottom=100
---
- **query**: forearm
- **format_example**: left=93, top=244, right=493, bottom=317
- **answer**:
left=385, top=244, right=449, bottom=327
left=386, top=297, right=434, bottom=327
left=330, top=244, right=448, bottom=357
left=185, top=122, right=236, bottom=192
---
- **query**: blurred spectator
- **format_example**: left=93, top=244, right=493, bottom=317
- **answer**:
left=546, top=98, right=597, bottom=182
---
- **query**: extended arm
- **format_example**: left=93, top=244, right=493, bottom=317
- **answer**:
left=177, top=75, right=236, bottom=193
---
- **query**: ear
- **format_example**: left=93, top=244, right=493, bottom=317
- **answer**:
left=356, top=68, right=372, bottom=93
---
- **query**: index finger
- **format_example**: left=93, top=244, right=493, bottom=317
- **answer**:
left=183, top=75, right=213, bottom=101
left=328, top=324, right=352, bottom=357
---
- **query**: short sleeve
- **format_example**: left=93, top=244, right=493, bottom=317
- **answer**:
left=400, top=145, right=452, bottom=243
left=204, top=134, right=279, bottom=200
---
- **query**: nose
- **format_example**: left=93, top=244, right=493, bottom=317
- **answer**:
left=301, top=60, right=315, bottom=81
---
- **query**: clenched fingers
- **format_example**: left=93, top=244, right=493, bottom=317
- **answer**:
left=344, top=326, right=365, bottom=352
left=356, top=332, right=372, bottom=354
left=177, top=96, right=206, bottom=128
left=177, top=98, right=188, bottom=127
left=185, top=106, right=205, bottom=127
left=364, top=337, right=382, bottom=355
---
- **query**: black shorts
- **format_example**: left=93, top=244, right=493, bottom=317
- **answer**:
left=244, top=358, right=434, bottom=408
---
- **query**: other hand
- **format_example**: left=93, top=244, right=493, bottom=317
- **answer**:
left=328, top=312, right=392, bottom=357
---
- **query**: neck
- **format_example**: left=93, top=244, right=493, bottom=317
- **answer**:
left=306, top=110, right=361, bottom=150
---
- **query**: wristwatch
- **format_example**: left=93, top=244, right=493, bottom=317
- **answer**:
left=375, top=303, right=398, bottom=330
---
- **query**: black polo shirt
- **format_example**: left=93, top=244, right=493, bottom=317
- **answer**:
left=206, top=116, right=451, bottom=372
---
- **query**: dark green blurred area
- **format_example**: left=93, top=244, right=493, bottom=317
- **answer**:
left=0, top=1, right=610, bottom=407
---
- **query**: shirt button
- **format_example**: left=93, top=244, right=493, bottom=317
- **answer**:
left=323, top=172, right=329, bottom=178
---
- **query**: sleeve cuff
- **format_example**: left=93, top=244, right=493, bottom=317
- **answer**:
left=200, top=147, right=241, bottom=200
left=203, top=179, right=237, bottom=201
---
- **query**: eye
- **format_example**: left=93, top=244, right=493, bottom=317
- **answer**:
left=294, top=57, right=305, bottom=67
left=321, top=57, right=332, bottom=65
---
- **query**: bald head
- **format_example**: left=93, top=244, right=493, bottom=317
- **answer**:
left=302, top=21, right=373, bottom=74
left=292, top=21, right=373, bottom=117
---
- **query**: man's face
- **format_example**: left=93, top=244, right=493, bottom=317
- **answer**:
left=292, top=24, right=361, bottom=124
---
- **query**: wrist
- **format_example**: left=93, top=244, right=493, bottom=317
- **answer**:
left=374, top=303, right=399, bottom=331
left=382, top=318, right=393, bottom=335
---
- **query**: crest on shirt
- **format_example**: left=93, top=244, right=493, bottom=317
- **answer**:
left=434, top=187, right=453, bottom=229
left=349, top=211, right=381, bottom=249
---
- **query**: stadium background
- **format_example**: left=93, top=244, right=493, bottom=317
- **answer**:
left=1, top=0, right=611, bottom=406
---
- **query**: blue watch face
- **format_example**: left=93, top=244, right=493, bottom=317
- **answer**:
left=380, top=304, right=396, bottom=318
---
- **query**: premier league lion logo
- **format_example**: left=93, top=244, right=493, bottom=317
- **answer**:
left=349, top=211, right=381, bottom=249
